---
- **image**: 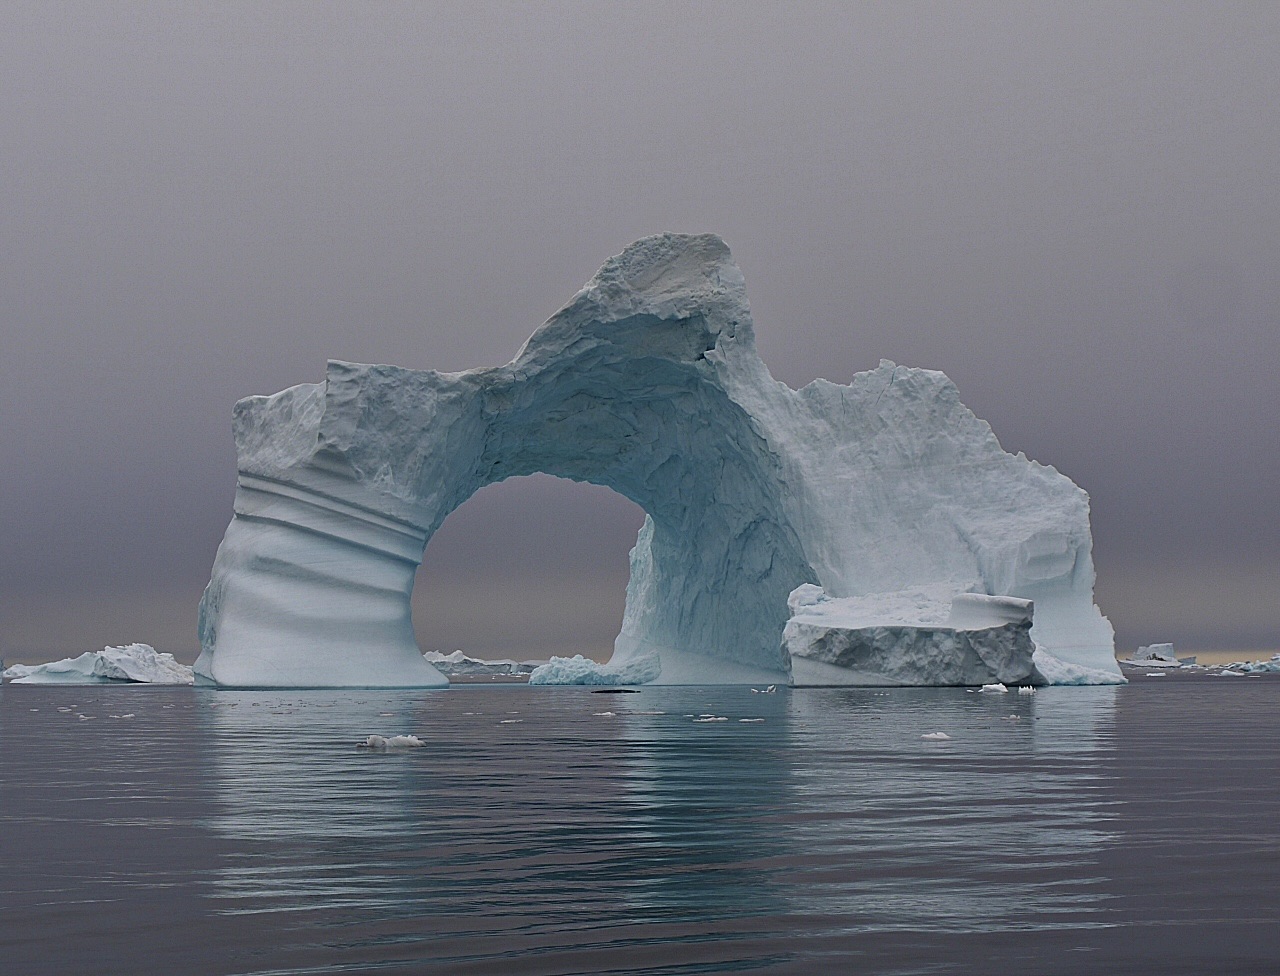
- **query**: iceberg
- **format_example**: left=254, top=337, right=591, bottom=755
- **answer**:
left=423, top=650, right=539, bottom=677
left=4, top=644, right=194, bottom=685
left=1225, top=653, right=1280, bottom=675
left=196, top=233, right=1120, bottom=688
left=528, top=653, right=662, bottom=686
left=1120, top=643, right=1184, bottom=668
left=784, top=585, right=1042, bottom=687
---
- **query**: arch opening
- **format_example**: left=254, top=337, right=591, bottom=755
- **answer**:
left=411, top=474, right=646, bottom=663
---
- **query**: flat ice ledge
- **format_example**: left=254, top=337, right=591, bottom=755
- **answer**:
left=784, top=585, right=1043, bottom=687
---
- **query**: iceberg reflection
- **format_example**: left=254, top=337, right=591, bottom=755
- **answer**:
left=200, top=684, right=1118, bottom=970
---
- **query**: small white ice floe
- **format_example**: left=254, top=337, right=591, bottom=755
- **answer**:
left=739, top=718, right=765, bottom=723
left=378, top=712, right=395, bottom=717
left=750, top=685, right=777, bottom=694
left=120, top=713, right=134, bottom=719
left=921, top=732, right=951, bottom=740
left=1017, top=686, right=1036, bottom=696
left=1145, top=672, right=1167, bottom=677
left=498, top=719, right=523, bottom=724
left=694, top=715, right=729, bottom=722
left=1216, top=669, right=1244, bottom=677
left=359, top=734, right=424, bottom=750
left=592, top=711, right=616, bottom=717
left=980, top=683, right=1009, bottom=694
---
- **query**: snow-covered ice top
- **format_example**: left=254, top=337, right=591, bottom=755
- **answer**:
left=785, top=584, right=1034, bottom=632
left=4, top=644, right=194, bottom=685
left=196, top=233, right=1119, bottom=688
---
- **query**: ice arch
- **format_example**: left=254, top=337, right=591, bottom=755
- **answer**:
left=195, top=234, right=1117, bottom=688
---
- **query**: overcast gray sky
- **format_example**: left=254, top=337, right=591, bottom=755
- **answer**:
left=2, top=1, right=1277, bottom=663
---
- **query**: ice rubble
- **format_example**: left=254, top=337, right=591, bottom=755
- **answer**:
left=196, top=233, right=1120, bottom=688
left=3, top=644, right=194, bottom=685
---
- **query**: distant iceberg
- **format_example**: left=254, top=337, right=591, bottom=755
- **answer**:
left=4, top=644, right=194, bottom=685
left=423, top=650, right=539, bottom=677
left=528, top=653, right=662, bottom=686
left=1227, top=653, right=1280, bottom=674
left=1119, top=643, right=1185, bottom=668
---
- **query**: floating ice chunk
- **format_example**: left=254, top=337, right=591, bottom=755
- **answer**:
left=980, top=683, right=1009, bottom=694
left=359, top=734, right=423, bottom=749
left=786, top=588, right=1046, bottom=688
left=694, top=716, right=729, bottom=723
left=1017, top=686, right=1036, bottom=695
left=4, top=644, right=194, bottom=685
left=739, top=718, right=765, bottom=723
left=592, top=711, right=616, bottom=717
left=528, top=653, right=661, bottom=686
left=921, top=732, right=952, bottom=740
left=751, top=685, right=777, bottom=694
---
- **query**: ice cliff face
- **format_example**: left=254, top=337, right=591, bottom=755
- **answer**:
left=196, top=233, right=1119, bottom=688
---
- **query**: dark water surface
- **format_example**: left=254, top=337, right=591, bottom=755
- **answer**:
left=2, top=677, right=1278, bottom=975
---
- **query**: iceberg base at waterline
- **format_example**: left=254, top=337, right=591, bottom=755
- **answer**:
left=3, top=644, right=194, bottom=685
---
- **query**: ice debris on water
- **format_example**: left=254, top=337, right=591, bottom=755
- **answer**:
left=980, top=683, right=1009, bottom=694
left=1017, top=686, right=1035, bottom=695
left=359, top=734, right=423, bottom=750
left=751, top=685, right=777, bottom=694
left=921, top=732, right=952, bottom=740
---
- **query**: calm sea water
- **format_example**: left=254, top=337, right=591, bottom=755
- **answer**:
left=2, top=676, right=1278, bottom=975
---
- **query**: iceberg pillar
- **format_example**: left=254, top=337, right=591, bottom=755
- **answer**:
left=195, top=475, right=446, bottom=688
